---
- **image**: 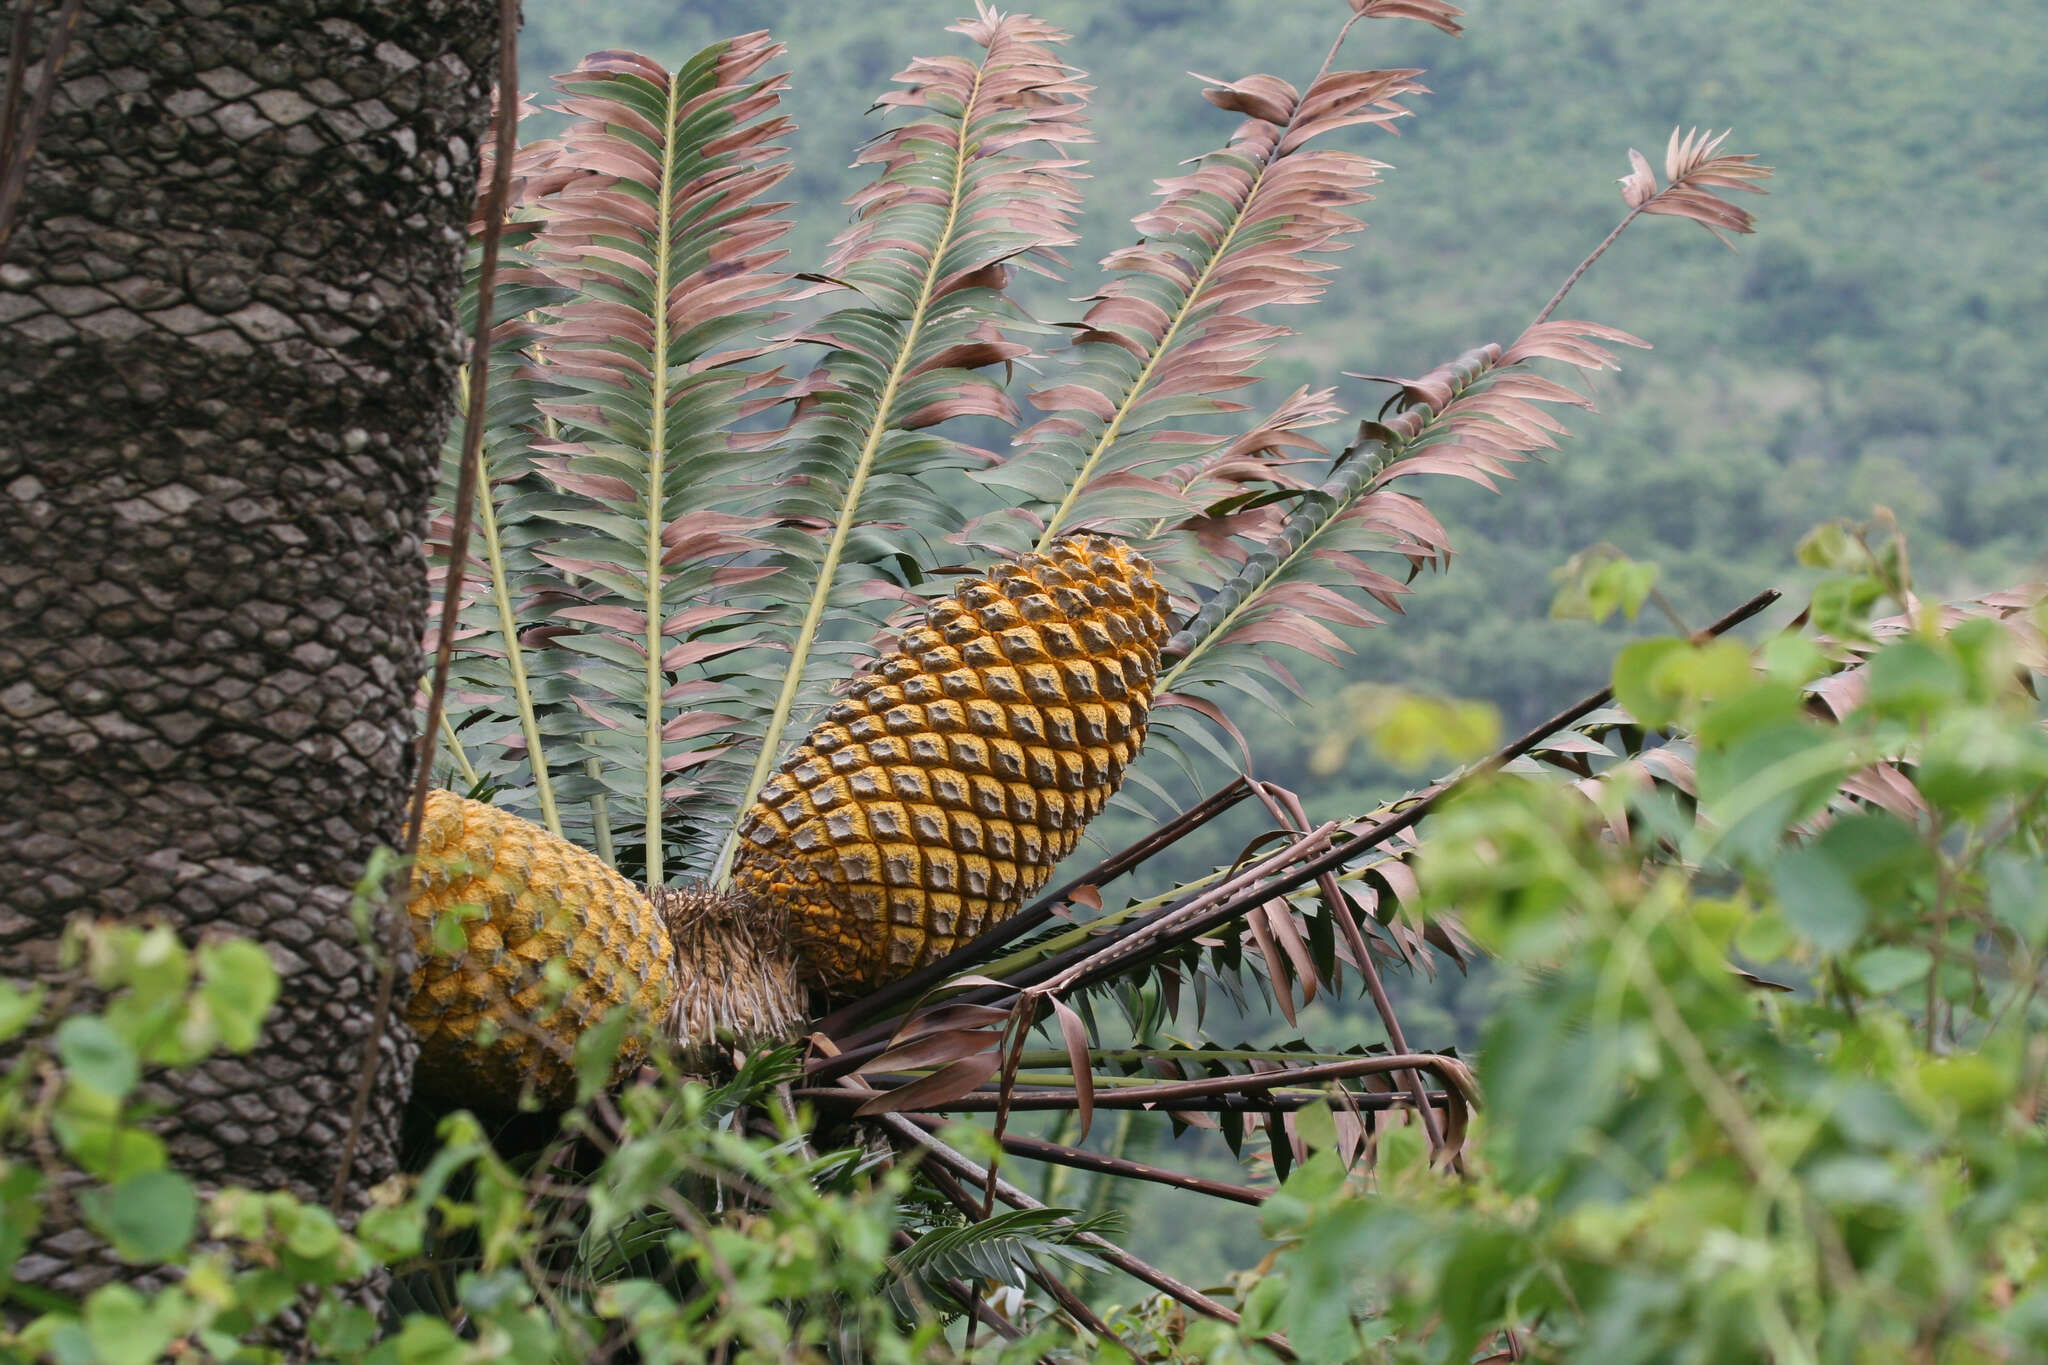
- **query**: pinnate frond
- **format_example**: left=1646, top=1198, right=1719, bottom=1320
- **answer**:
left=512, top=34, right=799, bottom=882
left=1619, top=126, right=1772, bottom=245
left=1154, top=324, right=1645, bottom=770
left=720, top=6, right=1092, bottom=858
left=996, top=57, right=1423, bottom=559
left=887, top=1207, right=1112, bottom=1320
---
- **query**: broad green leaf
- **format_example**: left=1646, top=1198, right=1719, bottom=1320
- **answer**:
left=81, top=1169, right=198, bottom=1264
left=281, top=1204, right=343, bottom=1264
left=1613, top=637, right=1689, bottom=727
left=82, top=1284, right=181, bottom=1365
left=429, top=902, right=487, bottom=958
left=51, top=1108, right=167, bottom=1182
left=1987, top=852, right=2048, bottom=946
left=1851, top=946, right=1931, bottom=995
left=394, top=1314, right=467, bottom=1365
left=0, top=1163, right=45, bottom=1281
left=55, top=1017, right=139, bottom=1101
left=573, top=1005, right=638, bottom=1104
left=1774, top=844, right=1867, bottom=954
left=0, top=981, right=44, bottom=1042
left=356, top=1203, right=427, bottom=1263
left=196, top=938, right=280, bottom=1053
left=1915, top=1054, right=2008, bottom=1120
left=1864, top=637, right=1963, bottom=720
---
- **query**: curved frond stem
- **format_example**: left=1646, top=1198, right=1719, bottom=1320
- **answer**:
left=716, top=57, right=995, bottom=885
left=1531, top=203, right=1645, bottom=328
left=1309, top=12, right=1367, bottom=89
left=472, top=446, right=563, bottom=836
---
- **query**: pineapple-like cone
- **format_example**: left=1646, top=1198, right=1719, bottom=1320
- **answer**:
left=406, top=794, right=800, bottom=1108
left=404, top=536, right=1167, bottom=1101
left=733, top=535, right=1169, bottom=995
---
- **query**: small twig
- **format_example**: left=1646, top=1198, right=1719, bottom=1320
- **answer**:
left=906, top=1114, right=1267, bottom=1206
left=329, top=0, right=520, bottom=1213
left=1, top=4, right=37, bottom=166
left=1647, top=586, right=1692, bottom=636
left=0, top=0, right=83, bottom=255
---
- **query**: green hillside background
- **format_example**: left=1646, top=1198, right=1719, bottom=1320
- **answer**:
left=512, top=0, right=2048, bottom=1288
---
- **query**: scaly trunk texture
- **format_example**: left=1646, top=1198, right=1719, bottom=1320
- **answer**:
left=0, top=0, right=496, bottom=1309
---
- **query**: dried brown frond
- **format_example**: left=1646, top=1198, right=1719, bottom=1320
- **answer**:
left=1350, top=0, right=1467, bottom=36
left=1620, top=126, right=1772, bottom=245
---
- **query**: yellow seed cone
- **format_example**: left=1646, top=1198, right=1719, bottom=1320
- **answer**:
left=732, top=536, right=1170, bottom=994
left=405, top=790, right=677, bottom=1107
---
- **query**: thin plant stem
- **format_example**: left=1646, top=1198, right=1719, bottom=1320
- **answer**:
left=329, top=0, right=520, bottom=1213
left=0, top=0, right=83, bottom=254
left=1530, top=204, right=1645, bottom=328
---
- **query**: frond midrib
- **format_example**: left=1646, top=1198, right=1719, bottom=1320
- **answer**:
left=642, top=69, right=687, bottom=886
left=713, top=56, right=997, bottom=887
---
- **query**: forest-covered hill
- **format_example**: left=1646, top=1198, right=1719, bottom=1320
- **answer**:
left=517, top=0, right=2043, bottom=813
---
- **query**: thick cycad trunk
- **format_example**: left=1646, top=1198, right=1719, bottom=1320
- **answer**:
left=0, top=0, right=494, bottom=1303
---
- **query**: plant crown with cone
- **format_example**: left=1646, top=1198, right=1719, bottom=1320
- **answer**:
left=404, top=0, right=1785, bottom=1135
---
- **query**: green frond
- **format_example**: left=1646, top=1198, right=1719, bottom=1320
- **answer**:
left=713, top=10, right=1092, bottom=878
left=522, top=37, right=799, bottom=883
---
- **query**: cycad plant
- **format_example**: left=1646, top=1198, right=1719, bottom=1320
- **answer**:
left=405, top=0, right=1791, bottom=1340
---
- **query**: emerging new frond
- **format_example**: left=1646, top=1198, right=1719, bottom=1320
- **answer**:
left=1619, top=126, right=1772, bottom=245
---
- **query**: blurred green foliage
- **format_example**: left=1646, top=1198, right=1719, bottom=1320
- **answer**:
left=1223, top=524, right=2048, bottom=1360
left=0, top=923, right=1130, bottom=1362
